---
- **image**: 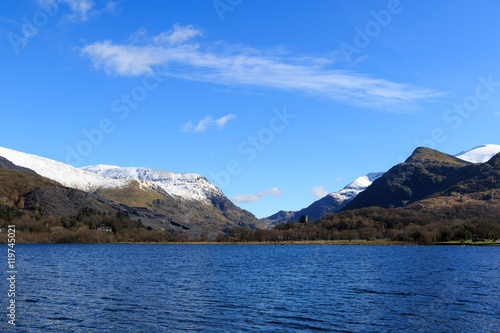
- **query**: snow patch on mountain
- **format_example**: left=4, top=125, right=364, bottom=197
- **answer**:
left=343, top=172, right=384, bottom=191
left=454, top=144, right=500, bottom=163
left=328, top=172, right=384, bottom=204
left=261, top=172, right=384, bottom=227
left=81, top=165, right=225, bottom=203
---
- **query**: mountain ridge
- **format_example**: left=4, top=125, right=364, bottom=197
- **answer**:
left=81, top=164, right=225, bottom=203
left=454, top=144, right=500, bottom=163
left=0, top=146, right=262, bottom=234
left=343, top=147, right=500, bottom=211
left=260, top=172, right=384, bottom=228
left=406, top=147, right=471, bottom=165
left=261, top=144, right=500, bottom=227
left=2, top=144, right=499, bottom=234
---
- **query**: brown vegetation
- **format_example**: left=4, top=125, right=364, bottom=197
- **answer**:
left=0, top=205, right=187, bottom=243
left=0, top=169, right=60, bottom=205
left=220, top=194, right=500, bottom=244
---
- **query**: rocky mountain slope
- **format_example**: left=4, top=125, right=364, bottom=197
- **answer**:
left=260, top=210, right=296, bottom=229
left=0, top=160, right=197, bottom=235
left=343, top=147, right=500, bottom=211
left=316, top=148, right=500, bottom=243
left=261, top=144, right=500, bottom=228
left=80, top=164, right=262, bottom=231
left=260, top=173, right=383, bottom=228
left=0, top=147, right=261, bottom=235
left=0, top=164, right=60, bottom=206
left=81, top=165, right=224, bottom=203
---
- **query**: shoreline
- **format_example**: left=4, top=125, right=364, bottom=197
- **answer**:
left=1, top=240, right=419, bottom=245
left=3, top=240, right=499, bottom=246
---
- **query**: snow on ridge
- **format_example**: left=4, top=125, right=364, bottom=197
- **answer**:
left=81, top=165, right=224, bottom=202
left=0, top=146, right=226, bottom=203
left=454, top=144, right=500, bottom=163
left=81, top=164, right=121, bottom=172
left=0, top=146, right=131, bottom=192
left=327, top=143, right=500, bottom=204
left=343, top=172, right=384, bottom=191
left=327, top=172, right=384, bottom=203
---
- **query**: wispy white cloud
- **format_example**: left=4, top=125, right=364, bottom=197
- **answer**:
left=231, top=188, right=284, bottom=203
left=81, top=25, right=442, bottom=108
left=152, top=24, right=203, bottom=45
left=310, top=185, right=328, bottom=199
left=39, top=0, right=118, bottom=22
left=82, top=40, right=166, bottom=76
left=214, top=114, right=236, bottom=129
left=103, top=1, right=119, bottom=14
left=182, top=114, right=236, bottom=133
left=60, top=0, right=93, bottom=21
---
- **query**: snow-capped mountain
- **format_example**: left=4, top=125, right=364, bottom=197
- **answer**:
left=454, top=144, right=500, bottom=163
left=260, top=172, right=384, bottom=228
left=4, top=144, right=499, bottom=231
left=81, top=165, right=224, bottom=203
left=0, top=146, right=226, bottom=203
left=328, top=172, right=384, bottom=204
left=0, top=146, right=262, bottom=232
left=0, top=146, right=133, bottom=192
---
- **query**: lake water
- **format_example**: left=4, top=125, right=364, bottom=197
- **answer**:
left=1, top=244, right=499, bottom=332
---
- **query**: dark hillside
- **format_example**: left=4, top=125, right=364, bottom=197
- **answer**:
left=344, top=147, right=475, bottom=210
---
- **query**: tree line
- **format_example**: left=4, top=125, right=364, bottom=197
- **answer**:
left=218, top=202, right=500, bottom=244
left=0, top=204, right=188, bottom=243
left=2, top=198, right=499, bottom=244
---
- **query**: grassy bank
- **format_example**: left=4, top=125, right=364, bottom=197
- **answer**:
left=3, top=239, right=417, bottom=245
left=434, top=240, right=500, bottom=246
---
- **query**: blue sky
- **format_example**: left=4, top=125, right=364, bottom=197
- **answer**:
left=1, top=0, right=500, bottom=218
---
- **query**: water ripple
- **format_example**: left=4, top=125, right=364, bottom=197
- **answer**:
left=0, top=244, right=498, bottom=332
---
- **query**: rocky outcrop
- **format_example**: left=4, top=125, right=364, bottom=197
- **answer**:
left=23, top=187, right=110, bottom=217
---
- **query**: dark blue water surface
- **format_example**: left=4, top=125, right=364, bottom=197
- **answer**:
left=1, top=244, right=499, bottom=332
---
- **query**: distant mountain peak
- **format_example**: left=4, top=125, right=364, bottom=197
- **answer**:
left=344, top=145, right=500, bottom=211
left=405, top=147, right=469, bottom=165
left=260, top=172, right=383, bottom=228
left=454, top=144, right=500, bottom=163
left=343, top=172, right=385, bottom=191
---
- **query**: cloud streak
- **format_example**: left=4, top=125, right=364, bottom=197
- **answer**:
left=40, top=0, right=118, bottom=22
left=60, top=0, right=93, bottom=21
left=182, top=114, right=236, bottom=133
left=231, top=188, right=284, bottom=203
left=81, top=25, right=442, bottom=108
left=152, top=24, right=202, bottom=45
